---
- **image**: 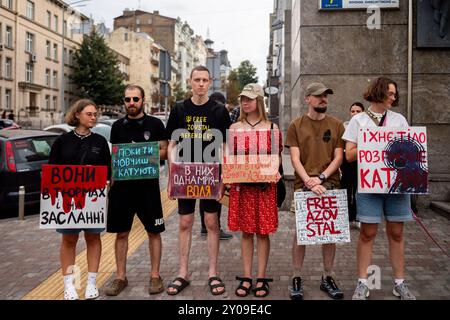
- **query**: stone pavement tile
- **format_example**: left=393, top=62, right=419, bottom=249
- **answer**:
left=1, top=204, right=449, bottom=300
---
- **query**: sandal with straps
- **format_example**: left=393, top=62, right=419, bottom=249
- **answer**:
left=253, top=278, right=273, bottom=298
left=208, top=276, right=226, bottom=296
left=235, top=276, right=253, bottom=297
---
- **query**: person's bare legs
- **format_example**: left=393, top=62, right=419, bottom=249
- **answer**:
left=114, top=232, right=130, bottom=280
left=236, top=232, right=254, bottom=296
left=84, top=233, right=102, bottom=273
left=255, top=234, right=270, bottom=296
left=322, top=243, right=336, bottom=275
left=60, top=234, right=79, bottom=275
left=204, top=211, right=224, bottom=294
left=357, top=223, right=379, bottom=278
left=386, top=222, right=405, bottom=279
left=292, top=233, right=306, bottom=277
left=148, top=232, right=162, bottom=278
left=167, top=213, right=194, bottom=294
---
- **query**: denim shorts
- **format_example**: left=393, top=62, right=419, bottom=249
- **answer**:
left=356, top=193, right=413, bottom=224
left=56, top=228, right=105, bottom=235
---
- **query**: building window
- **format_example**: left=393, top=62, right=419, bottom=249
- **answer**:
left=45, top=69, right=50, bottom=86
left=26, top=63, right=33, bottom=83
left=52, top=96, right=57, bottom=111
left=26, top=32, right=34, bottom=53
left=45, top=95, right=50, bottom=110
left=136, top=18, right=140, bottom=25
left=63, top=20, right=67, bottom=36
left=136, top=27, right=140, bottom=32
left=46, top=11, right=51, bottom=28
left=52, top=71, right=58, bottom=88
left=5, top=89, right=12, bottom=109
left=64, top=73, right=69, bottom=90
left=68, top=50, right=73, bottom=65
left=46, top=41, right=51, bottom=58
left=6, top=26, right=12, bottom=48
left=5, top=58, right=12, bottom=79
left=6, top=0, right=13, bottom=10
left=54, top=15, right=59, bottom=32
left=26, top=1, right=34, bottom=20
left=124, top=33, right=128, bottom=41
left=53, top=43, right=58, bottom=60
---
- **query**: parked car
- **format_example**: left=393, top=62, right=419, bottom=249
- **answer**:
left=43, top=123, right=112, bottom=151
left=0, top=130, right=59, bottom=216
left=0, top=119, right=21, bottom=130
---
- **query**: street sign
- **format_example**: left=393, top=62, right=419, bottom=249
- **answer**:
left=264, top=86, right=279, bottom=95
left=319, top=0, right=399, bottom=10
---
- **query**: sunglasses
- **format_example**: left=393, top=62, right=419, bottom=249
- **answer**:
left=124, top=97, right=141, bottom=103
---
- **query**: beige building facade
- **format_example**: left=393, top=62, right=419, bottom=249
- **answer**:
left=106, top=27, right=161, bottom=113
left=0, top=0, right=89, bottom=127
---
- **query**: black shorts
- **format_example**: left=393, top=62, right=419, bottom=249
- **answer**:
left=178, top=199, right=221, bottom=215
left=107, top=183, right=165, bottom=234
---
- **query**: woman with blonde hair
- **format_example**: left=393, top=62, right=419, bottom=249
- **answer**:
left=227, top=83, right=282, bottom=298
left=49, top=99, right=111, bottom=300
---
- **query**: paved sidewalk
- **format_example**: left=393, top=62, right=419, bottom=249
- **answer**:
left=1, top=204, right=449, bottom=300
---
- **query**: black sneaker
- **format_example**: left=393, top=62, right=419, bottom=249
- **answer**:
left=219, top=229, right=233, bottom=240
left=320, top=276, right=344, bottom=299
left=289, top=277, right=303, bottom=300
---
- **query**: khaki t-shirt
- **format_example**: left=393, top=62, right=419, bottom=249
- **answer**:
left=285, top=114, right=345, bottom=190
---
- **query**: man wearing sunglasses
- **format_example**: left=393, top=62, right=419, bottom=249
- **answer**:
left=105, top=84, right=168, bottom=297
left=285, top=82, right=345, bottom=300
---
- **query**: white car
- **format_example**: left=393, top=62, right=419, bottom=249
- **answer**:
left=43, top=123, right=112, bottom=150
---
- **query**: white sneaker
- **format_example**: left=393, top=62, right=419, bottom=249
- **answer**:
left=85, top=283, right=99, bottom=300
left=64, top=286, right=79, bottom=300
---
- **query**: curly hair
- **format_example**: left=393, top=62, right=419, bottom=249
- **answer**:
left=65, top=99, right=98, bottom=126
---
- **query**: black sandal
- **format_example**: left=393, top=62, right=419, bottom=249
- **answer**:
left=235, top=276, right=253, bottom=297
left=208, top=276, right=226, bottom=295
left=253, top=278, right=273, bottom=298
left=166, top=277, right=190, bottom=295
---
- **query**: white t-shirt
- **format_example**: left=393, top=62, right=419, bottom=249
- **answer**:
left=342, top=110, right=409, bottom=144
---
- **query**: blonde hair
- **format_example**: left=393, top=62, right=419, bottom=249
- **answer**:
left=238, top=96, right=268, bottom=123
left=65, top=99, right=97, bottom=126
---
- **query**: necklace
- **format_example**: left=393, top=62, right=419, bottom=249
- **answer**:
left=73, top=129, right=91, bottom=140
left=245, top=118, right=262, bottom=129
left=366, top=107, right=385, bottom=121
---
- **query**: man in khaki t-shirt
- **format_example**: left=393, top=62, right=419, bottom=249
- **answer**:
left=284, top=82, right=345, bottom=300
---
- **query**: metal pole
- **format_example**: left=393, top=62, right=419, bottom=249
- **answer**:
left=407, top=0, right=413, bottom=125
left=18, top=186, right=25, bottom=221
left=61, top=6, right=65, bottom=116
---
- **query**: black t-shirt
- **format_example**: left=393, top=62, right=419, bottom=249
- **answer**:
left=165, top=98, right=231, bottom=162
left=48, top=130, right=111, bottom=177
left=110, top=114, right=166, bottom=189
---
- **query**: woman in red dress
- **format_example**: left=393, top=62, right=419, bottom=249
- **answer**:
left=227, top=83, right=282, bottom=298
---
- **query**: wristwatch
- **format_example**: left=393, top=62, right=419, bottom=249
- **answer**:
left=318, top=173, right=326, bottom=183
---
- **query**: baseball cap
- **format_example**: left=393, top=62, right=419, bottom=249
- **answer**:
left=305, top=82, right=333, bottom=96
left=239, top=83, right=264, bottom=99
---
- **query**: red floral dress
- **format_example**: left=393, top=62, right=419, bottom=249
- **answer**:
left=227, top=129, right=282, bottom=235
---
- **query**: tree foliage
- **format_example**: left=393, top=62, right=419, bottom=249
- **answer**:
left=236, top=60, right=259, bottom=91
left=70, top=30, right=125, bottom=105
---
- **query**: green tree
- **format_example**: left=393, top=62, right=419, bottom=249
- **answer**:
left=226, top=70, right=240, bottom=106
left=70, top=30, right=125, bottom=105
left=236, top=60, right=259, bottom=91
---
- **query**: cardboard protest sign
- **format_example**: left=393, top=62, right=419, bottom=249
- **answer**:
left=357, top=127, right=428, bottom=194
left=222, top=129, right=280, bottom=183
left=294, top=190, right=350, bottom=245
left=40, top=165, right=107, bottom=229
left=169, top=162, right=220, bottom=199
left=112, top=142, right=160, bottom=181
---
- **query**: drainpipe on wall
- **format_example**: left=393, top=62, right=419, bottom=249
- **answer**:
left=407, top=0, right=413, bottom=125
